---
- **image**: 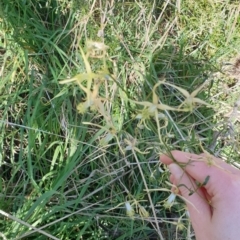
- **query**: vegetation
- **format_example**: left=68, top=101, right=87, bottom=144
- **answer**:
left=0, top=0, right=239, bottom=239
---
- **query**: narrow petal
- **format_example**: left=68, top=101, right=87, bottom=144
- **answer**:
left=191, top=81, right=209, bottom=97
left=80, top=47, right=92, bottom=73
left=192, top=98, right=212, bottom=107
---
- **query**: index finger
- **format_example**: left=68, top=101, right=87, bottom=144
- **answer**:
left=161, top=150, right=240, bottom=175
left=160, top=150, right=237, bottom=195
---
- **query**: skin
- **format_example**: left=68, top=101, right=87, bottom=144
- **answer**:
left=160, top=150, right=240, bottom=240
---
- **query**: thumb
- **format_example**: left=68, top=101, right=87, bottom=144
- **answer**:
left=168, top=164, right=211, bottom=232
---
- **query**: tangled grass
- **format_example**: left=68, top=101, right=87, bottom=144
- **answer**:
left=0, top=0, right=240, bottom=239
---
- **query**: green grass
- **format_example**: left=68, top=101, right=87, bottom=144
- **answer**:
left=0, top=0, right=240, bottom=239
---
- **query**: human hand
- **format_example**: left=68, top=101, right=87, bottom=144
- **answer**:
left=160, top=151, right=240, bottom=240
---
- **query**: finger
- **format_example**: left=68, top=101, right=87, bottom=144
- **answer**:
left=160, top=151, right=232, bottom=196
left=169, top=174, right=175, bottom=184
left=199, top=153, right=240, bottom=175
left=168, top=163, right=211, bottom=236
left=161, top=151, right=240, bottom=175
left=170, top=172, right=212, bottom=205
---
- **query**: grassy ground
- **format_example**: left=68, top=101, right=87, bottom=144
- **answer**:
left=0, top=0, right=240, bottom=239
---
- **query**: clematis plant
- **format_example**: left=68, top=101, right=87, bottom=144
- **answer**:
left=131, top=79, right=212, bottom=142
left=59, top=42, right=123, bottom=150
left=163, top=192, right=177, bottom=209
left=60, top=43, right=115, bottom=118
left=157, top=79, right=212, bottom=112
left=125, top=201, right=135, bottom=218
left=131, top=81, right=180, bottom=143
